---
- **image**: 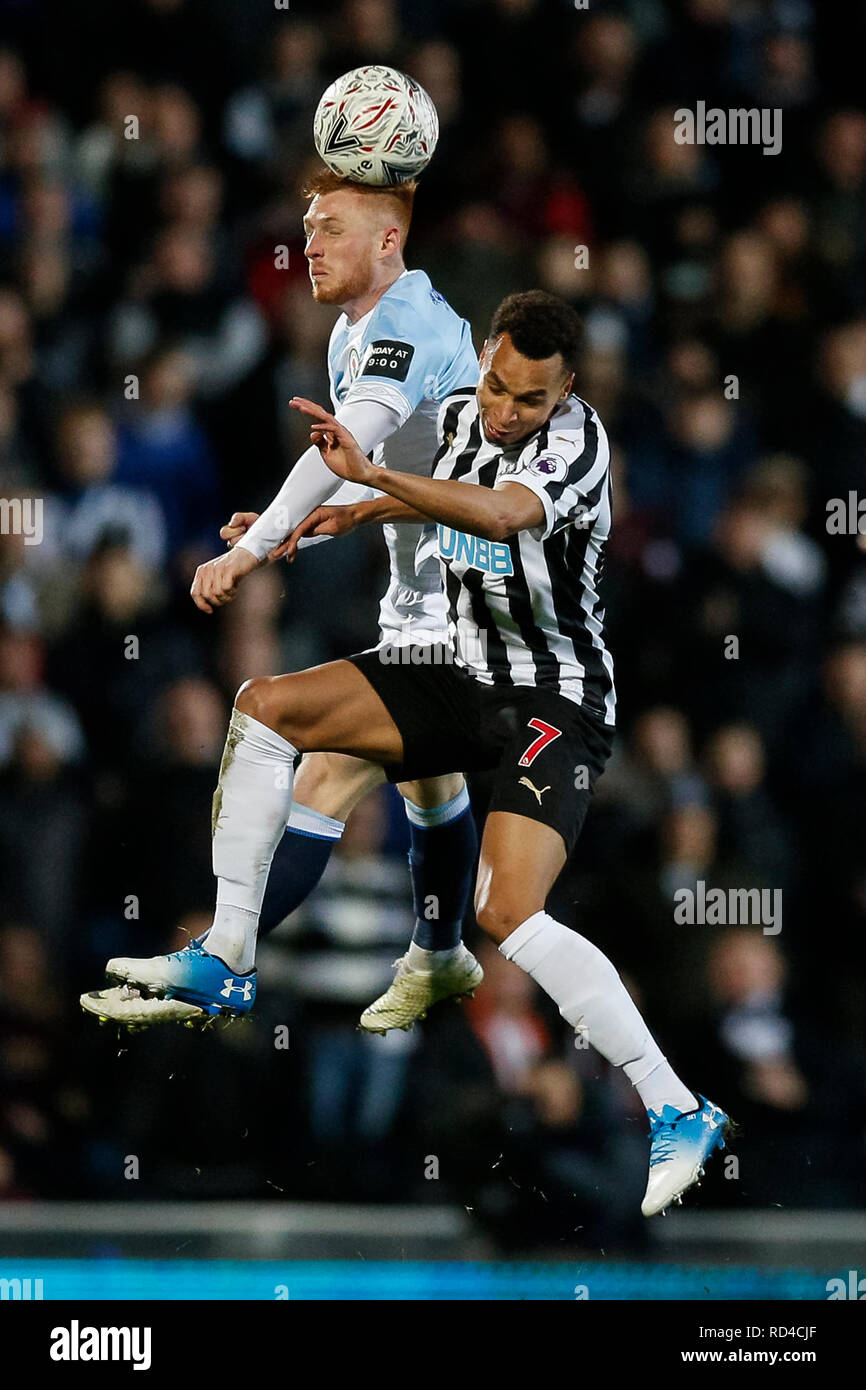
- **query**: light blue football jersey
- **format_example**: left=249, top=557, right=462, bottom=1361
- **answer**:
left=327, top=270, right=478, bottom=637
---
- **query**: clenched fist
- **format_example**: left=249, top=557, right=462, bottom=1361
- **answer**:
left=190, top=546, right=261, bottom=613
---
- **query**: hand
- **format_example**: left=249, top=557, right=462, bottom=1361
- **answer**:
left=291, top=397, right=377, bottom=487
left=282, top=504, right=361, bottom=561
left=190, top=546, right=261, bottom=613
left=220, top=511, right=259, bottom=548
left=219, top=510, right=293, bottom=564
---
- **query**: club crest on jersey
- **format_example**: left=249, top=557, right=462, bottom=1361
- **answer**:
left=348, top=346, right=361, bottom=381
left=437, top=525, right=513, bottom=575
left=530, top=452, right=569, bottom=482
left=360, top=340, right=415, bottom=382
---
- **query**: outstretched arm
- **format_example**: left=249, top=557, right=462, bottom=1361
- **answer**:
left=280, top=493, right=430, bottom=561
left=237, top=398, right=402, bottom=560
left=293, top=397, right=544, bottom=542
left=190, top=397, right=403, bottom=613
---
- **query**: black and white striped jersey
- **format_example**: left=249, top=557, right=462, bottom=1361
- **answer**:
left=417, top=389, right=616, bottom=726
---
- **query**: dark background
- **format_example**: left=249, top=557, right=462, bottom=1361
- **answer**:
left=0, top=0, right=864, bottom=1252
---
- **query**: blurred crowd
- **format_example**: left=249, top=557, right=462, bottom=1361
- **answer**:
left=0, top=0, right=865, bottom=1250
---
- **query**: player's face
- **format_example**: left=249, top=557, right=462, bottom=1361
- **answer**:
left=303, top=191, right=381, bottom=305
left=477, top=334, right=574, bottom=447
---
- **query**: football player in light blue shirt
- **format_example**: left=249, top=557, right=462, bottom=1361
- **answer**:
left=90, top=172, right=484, bottom=1033
left=323, top=251, right=478, bottom=640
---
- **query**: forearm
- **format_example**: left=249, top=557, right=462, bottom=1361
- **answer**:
left=351, top=494, right=431, bottom=526
left=372, top=467, right=514, bottom=541
left=236, top=399, right=402, bottom=561
left=296, top=478, right=382, bottom=547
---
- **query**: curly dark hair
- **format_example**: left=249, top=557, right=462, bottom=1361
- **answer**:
left=489, top=291, right=583, bottom=373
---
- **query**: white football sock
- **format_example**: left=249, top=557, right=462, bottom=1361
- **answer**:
left=206, top=708, right=298, bottom=973
left=499, top=911, right=697, bottom=1116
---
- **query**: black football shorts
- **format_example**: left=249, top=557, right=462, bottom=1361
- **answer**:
left=349, top=644, right=614, bottom=855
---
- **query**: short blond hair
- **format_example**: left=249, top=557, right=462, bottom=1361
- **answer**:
left=303, top=166, right=417, bottom=243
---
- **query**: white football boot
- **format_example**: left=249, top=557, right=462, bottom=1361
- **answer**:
left=359, top=945, right=483, bottom=1034
left=80, top=984, right=206, bottom=1027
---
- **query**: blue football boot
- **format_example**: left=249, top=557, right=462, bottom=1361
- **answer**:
left=103, top=938, right=256, bottom=1018
left=641, top=1095, right=729, bottom=1216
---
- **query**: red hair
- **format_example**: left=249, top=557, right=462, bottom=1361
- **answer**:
left=303, top=166, right=416, bottom=242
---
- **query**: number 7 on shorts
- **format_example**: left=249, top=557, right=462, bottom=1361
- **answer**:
left=518, top=718, right=562, bottom=768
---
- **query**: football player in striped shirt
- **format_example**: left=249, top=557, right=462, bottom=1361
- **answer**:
left=156, top=290, right=729, bottom=1217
